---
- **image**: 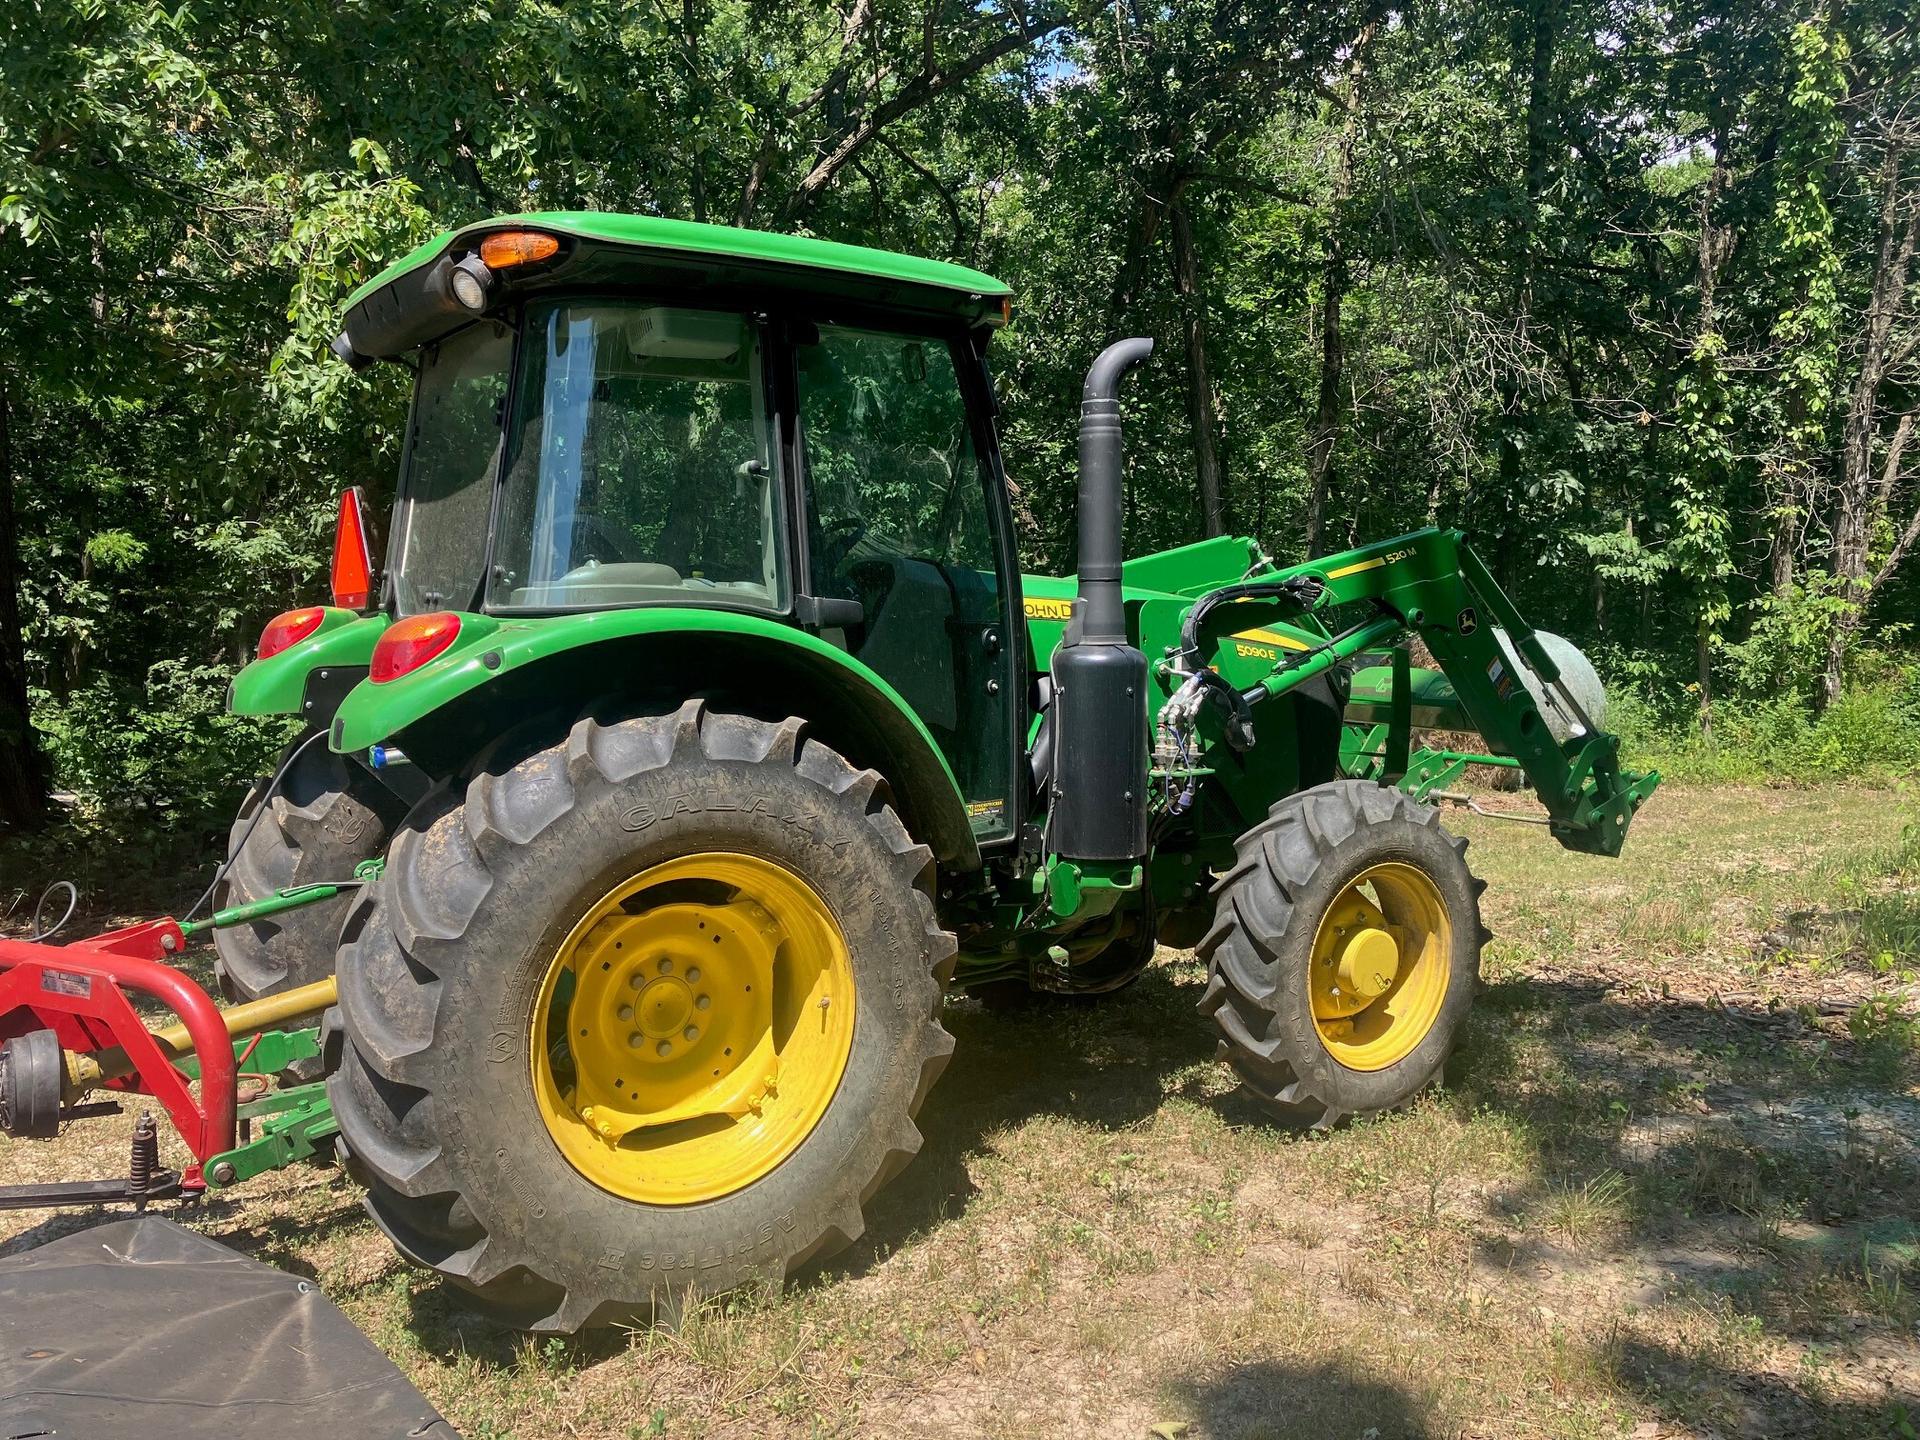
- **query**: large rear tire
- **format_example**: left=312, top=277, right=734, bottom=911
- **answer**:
left=327, top=701, right=957, bottom=1332
left=1198, top=780, right=1486, bottom=1128
left=213, top=738, right=402, bottom=1001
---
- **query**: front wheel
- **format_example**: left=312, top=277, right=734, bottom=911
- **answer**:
left=327, top=702, right=956, bottom=1332
left=1198, top=780, right=1486, bottom=1128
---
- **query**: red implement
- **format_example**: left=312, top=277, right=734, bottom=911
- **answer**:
left=0, top=919, right=234, bottom=1189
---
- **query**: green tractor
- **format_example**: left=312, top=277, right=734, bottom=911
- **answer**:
left=218, top=213, right=1656, bottom=1331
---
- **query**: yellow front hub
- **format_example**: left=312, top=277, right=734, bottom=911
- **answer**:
left=1308, top=862, right=1451, bottom=1071
left=530, top=852, right=856, bottom=1204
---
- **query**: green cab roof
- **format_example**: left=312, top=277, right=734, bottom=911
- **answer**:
left=345, top=211, right=1012, bottom=312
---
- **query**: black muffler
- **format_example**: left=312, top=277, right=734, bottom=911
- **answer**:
left=1048, top=337, right=1155, bottom=862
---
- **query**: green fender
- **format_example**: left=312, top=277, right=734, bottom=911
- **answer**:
left=228, top=610, right=390, bottom=716
left=327, top=607, right=981, bottom=868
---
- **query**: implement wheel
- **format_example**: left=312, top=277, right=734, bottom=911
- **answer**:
left=214, top=737, right=403, bottom=1001
left=327, top=701, right=956, bottom=1332
left=1198, top=780, right=1486, bottom=1127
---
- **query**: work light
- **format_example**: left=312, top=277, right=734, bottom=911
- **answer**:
left=449, top=256, right=493, bottom=312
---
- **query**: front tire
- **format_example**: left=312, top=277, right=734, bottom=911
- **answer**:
left=1198, top=780, right=1485, bottom=1127
left=327, top=702, right=957, bottom=1332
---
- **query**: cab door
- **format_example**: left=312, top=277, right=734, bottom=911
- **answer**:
left=792, top=322, right=1021, bottom=846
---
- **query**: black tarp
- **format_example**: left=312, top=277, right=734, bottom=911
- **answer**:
left=0, top=1215, right=458, bottom=1439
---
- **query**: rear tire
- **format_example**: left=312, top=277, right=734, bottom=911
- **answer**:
left=1198, top=780, right=1486, bottom=1127
left=213, top=738, right=401, bottom=1002
left=327, top=701, right=957, bottom=1332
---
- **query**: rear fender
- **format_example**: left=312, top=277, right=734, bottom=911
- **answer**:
left=227, top=611, right=390, bottom=716
left=326, top=609, right=979, bottom=868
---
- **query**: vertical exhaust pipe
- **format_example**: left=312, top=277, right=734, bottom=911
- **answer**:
left=1048, top=337, right=1155, bottom=864
left=1074, top=337, right=1155, bottom=643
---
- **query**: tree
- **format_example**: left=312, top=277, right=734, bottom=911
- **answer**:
left=1302, top=14, right=1380, bottom=556
left=0, top=372, right=43, bottom=829
left=1823, top=122, right=1918, bottom=705
left=6, top=0, right=1920, bottom=836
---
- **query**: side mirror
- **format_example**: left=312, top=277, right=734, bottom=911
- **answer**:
left=794, top=595, right=865, bottom=630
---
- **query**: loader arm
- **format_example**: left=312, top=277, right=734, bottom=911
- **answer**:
left=1184, top=527, right=1658, bottom=856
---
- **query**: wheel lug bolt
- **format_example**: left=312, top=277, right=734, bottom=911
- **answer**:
left=618, top=1005, right=633, bottom=1021
left=628, top=973, right=643, bottom=990
left=656, top=1040, right=673, bottom=1057
left=628, top=1033, right=642, bottom=1049
left=696, top=995, right=711, bottom=1010
left=657, top=958, right=673, bottom=975
left=683, top=1025, right=698, bottom=1041
left=686, top=967, right=701, bottom=983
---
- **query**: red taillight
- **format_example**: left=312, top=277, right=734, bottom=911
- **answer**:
left=371, top=612, right=462, bottom=683
left=331, top=487, right=373, bottom=611
left=258, top=606, right=326, bottom=659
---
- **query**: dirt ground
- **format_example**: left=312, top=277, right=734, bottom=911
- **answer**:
left=4, top=782, right=1918, bottom=1439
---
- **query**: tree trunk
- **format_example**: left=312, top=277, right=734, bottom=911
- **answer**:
left=0, top=370, right=47, bottom=830
left=1869, top=411, right=1918, bottom=593
left=1821, top=140, right=1916, bottom=709
left=1769, top=506, right=1796, bottom=597
left=1687, top=127, right=1735, bottom=738
left=684, top=0, right=708, bottom=223
left=1168, top=196, right=1225, bottom=537
left=1302, top=18, right=1377, bottom=558
left=1696, top=616, right=1713, bottom=743
left=1301, top=229, right=1346, bottom=557
left=1487, top=0, right=1558, bottom=584
left=1106, top=170, right=1172, bottom=339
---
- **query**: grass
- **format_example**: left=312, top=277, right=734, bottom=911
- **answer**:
left=4, top=781, right=1920, bottom=1437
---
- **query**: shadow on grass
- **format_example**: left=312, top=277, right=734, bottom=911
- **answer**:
left=841, top=961, right=1221, bottom=1267
left=0, top=1207, right=134, bottom=1260
left=1164, top=1357, right=1439, bottom=1440
left=1451, top=967, right=1920, bottom=1434
left=397, top=1282, right=635, bottom=1370
left=1457, top=967, right=1920, bottom=1220
left=1614, top=1335, right=1920, bottom=1440
left=825, top=952, right=1918, bottom=1437
left=192, top=1182, right=368, bottom=1281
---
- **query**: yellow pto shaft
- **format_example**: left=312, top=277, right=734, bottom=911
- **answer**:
left=64, top=977, right=338, bottom=1100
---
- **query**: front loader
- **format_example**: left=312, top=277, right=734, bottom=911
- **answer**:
left=0, top=213, right=1656, bottom=1331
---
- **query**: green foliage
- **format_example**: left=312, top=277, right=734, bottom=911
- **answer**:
left=1720, top=578, right=1854, bottom=695
left=33, top=664, right=294, bottom=822
left=1609, top=653, right=1920, bottom=785
left=1, top=0, right=1915, bottom=834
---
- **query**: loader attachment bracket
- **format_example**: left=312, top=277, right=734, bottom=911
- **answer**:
left=1187, top=527, right=1659, bottom=856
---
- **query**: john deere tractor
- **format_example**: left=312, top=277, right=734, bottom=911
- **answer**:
left=212, top=213, right=1656, bottom=1331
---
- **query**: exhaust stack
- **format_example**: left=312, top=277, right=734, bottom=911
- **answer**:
left=1048, top=337, right=1155, bottom=863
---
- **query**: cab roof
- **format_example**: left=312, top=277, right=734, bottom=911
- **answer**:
left=340, top=212, right=1012, bottom=361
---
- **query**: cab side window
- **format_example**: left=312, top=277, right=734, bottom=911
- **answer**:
left=797, top=326, right=1013, bottom=840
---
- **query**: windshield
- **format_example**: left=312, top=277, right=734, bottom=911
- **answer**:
left=389, top=320, right=511, bottom=613
left=488, top=302, right=784, bottom=611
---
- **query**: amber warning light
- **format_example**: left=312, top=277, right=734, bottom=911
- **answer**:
left=479, top=230, right=561, bottom=269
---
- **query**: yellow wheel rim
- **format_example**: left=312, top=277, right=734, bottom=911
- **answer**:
left=1307, top=862, right=1451, bottom=1072
left=529, top=852, right=856, bottom=1205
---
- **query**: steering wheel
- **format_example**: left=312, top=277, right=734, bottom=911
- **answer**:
left=544, top=513, right=640, bottom=567
left=817, top=516, right=868, bottom=576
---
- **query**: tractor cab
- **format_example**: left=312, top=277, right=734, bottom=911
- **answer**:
left=334, top=214, right=1025, bottom=841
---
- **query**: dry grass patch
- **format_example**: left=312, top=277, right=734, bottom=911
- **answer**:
left=3, top=783, right=1919, bottom=1437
